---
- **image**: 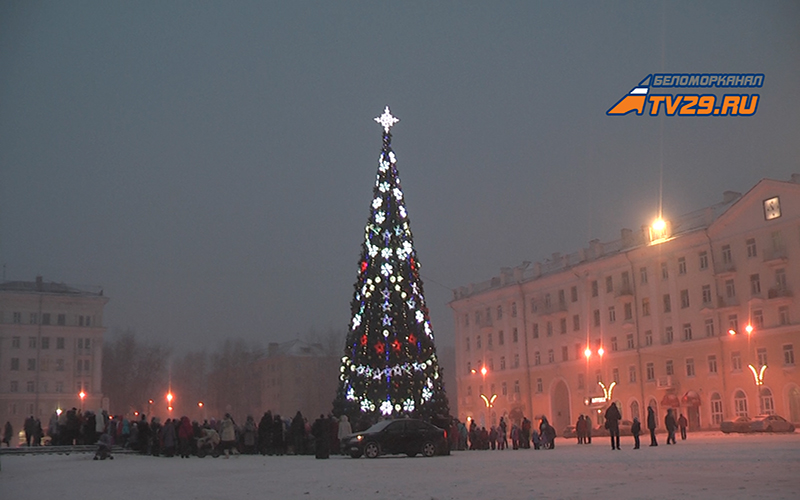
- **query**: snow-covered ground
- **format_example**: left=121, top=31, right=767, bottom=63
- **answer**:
left=3, top=431, right=799, bottom=499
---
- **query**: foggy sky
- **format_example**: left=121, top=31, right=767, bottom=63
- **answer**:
left=1, top=1, right=798, bottom=352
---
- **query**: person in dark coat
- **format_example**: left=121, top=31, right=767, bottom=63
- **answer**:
left=272, top=414, right=285, bottom=455
left=605, top=403, right=622, bottom=450
left=291, top=412, right=305, bottom=455
left=678, top=413, right=688, bottom=440
left=576, top=415, right=586, bottom=444
left=3, top=421, right=13, bottom=447
left=258, top=412, right=272, bottom=455
left=631, top=417, right=641, bottom=449
left=311, top=414, right=330, bottom=459
left=161, top=418, right=177, bottom=457
left=665, top=409, right=677, bottom=445
left=138, top=414, right=151, bottom=454
left=24, top=416, right=36, bottom=446
left=647, top=406, right=658, bottom=446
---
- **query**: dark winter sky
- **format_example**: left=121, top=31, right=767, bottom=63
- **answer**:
left=1, top=1, right=798, bottom=352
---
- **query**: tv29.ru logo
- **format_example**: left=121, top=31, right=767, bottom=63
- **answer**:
left=647, top=94, right=757, bottom=116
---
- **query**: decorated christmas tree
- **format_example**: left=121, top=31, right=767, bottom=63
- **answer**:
left=332, top=107, right=449, bottom=425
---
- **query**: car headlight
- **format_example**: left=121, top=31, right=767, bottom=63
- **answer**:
left=357, top=435, right=363, bottom=441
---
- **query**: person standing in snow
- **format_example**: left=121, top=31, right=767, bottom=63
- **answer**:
left=220, top=413, right=237, bottom=458
left=311, top=414, right=330, bottom=459
left=242, top=415, right=257, bottom=454
left=647, top=406, right=658, bottom=446
left=605, top=403, right=622, bottom=450
left=258, top=412, right=272, bottom=455
left=2, top=421, right=12, bottom=447
left=576, top=415, right=586, bottom=444
left=631, top=417, right=641, bottom=449
left=678, top=413, right=688, bottom=440
left=665, top=409, right=677, bottom=445
left=337, top=415, right=352, bottom=455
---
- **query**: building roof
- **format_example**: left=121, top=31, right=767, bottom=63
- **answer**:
left=264, top=339, right=330, bottom=358
left=0, top=277, right=104, bottom=297
left=452, top=174, right=800, bottom=301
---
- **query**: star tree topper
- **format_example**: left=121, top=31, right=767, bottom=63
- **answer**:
left=374, top=106, right=399, bottom=132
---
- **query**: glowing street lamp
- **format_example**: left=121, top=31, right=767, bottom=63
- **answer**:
left=480, top=366, right=487, bottom=376
left=197, top=401, right=204, bottom=408
left=728, top=329, right=737, bottom=336
left=745, top=324, right=754, bottom=335
left=79, top=390, right=86, bottom=411
left=597, top=347, right=605, bottom=357
left=584, top=347, right=592, bottom=359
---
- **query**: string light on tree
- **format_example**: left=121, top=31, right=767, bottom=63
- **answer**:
left=332, top=106, right=450, bottom=423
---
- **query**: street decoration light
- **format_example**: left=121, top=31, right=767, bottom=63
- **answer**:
left=598, top=381, right=616, bottom=401
left=480, top=394, right=498, bottom=408
left=748, top=364, right=767, bottom=386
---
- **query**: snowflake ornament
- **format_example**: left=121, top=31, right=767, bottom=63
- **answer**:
left=374, top=106, right=400, bottom=133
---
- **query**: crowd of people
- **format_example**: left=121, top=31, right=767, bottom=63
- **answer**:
left=447, top=415, right=559, bottom=452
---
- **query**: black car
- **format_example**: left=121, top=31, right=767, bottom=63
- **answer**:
left=346, top=418, right=450, bottom=458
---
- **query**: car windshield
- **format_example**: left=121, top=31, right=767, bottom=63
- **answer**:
left=363, top=420, right=396, bottom=433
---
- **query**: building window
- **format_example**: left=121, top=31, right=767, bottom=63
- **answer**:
left=544, top=294, right=551, bottom=309
left=571, top=286, right=578, bottom=302
left=663, top=294, right=671, bottom=313
left=666, top=360, right=674, bottom=376
left=559, top=345, right=568, bottom=362
left=678, top=257, right=687, bottom=275
left=760, top=388, right=775, bottom=415
left=498, top=330, right=504, bottom=345
left=56, top=337, right=65, bottom=349
left=57, top=314, right=66, bottom=325
left=501, top=382, right=507, bottom=396
left=41, top=337, right=49, bottom=349
left=646, top=362, right=655, bottom=381
left=746, top=238, right=757, bottom=258
left=734, top=390, right=748, bottom=417
left=27, top=381, right=35, bottom=393
left=558, top=289, right=566, bottom=309
left=722, top=244, right=732, bottom=264
left=606, top=276, right=613, bottom=293
left=573, top=314, right=580, bottom=331
left=56, top=359, right=64, bottom=371
left=465, top=337, right=470, bottom=352
left=42, top=313, right=51, bottom=325
left=497, top=305, right=503, bottom=320
left=466, top=362, right=471, bottom=374
left=612, top=367, right=620, bottom=384
left=775, top=268, right=787, bottom=290
left=686, top=358, right=695, bottom=377
left=546, top=321, right=553, bottom=337
left=532, top=323, right=539, bottom=338
left=464, top=314, right=469, bottom=326
left=476, top=335, right=481, bottom=349
left=728, top=314, right=739, bottom=333
left=511, top=302, right=517, bottom=318
left=711, top=393, right=723, bottom=424
left=757, top=348, right=768, bottom=367
left=475, top=311, right=482, bottom=325
left=577, top=373, right=585, bottom=389
left=779, top=306, right=790, bottom=326
left=645, top=330, right=653, bottom=346
left=680, top=289, right=690, bottom=309
left=512, top=328, right=518, bottom=343
left=784, top=344, right=795, bottom=366
left=513, top=354, right=519, bottom=368
left=626, top=334, right=634, bottom=349
left=664, top=326, right=673, bottom=344
left=640, top=267, right=648, bottom=284
left=753, top=309, right=764, bottom=328
left=705, top=318, right=715, bottom=337
left=593, top=309, right=601, bottom=327
left=548, top=349, right=555, bottom=363
left=750, top=274, right=761, bottom=295
left=514, top=380, right=520, bottom=394
left=611, top=337, right=618, bottom=352
left=629, top=366, right=637, bottom=383
left=11, top=336, right=21, bottom=349
left=621, top=271, right=630, bottom=290
left=488, top=358, right=494, bottom=370
left=13, top=312, right=22, bottom=323
left=560, top=318, right=567, bottom=334
left=534, top=351, right=541, bottom=365
left=10, top=381, right=19, bottom=392
left=487, top=333, right=493, bottom=348
left=682, top=323, right=693, bottom=341
left=725, top=279, right=736, bottom=298
left=708, top=355, right=718, bottom=374
left=536, top=378, right=543, bottom=393
left=642, top=298, right=650, bottom=316
left=731, top=351, right=742, bottom=371
left=624, top=302, right=632, bottom=320
left=591, top=280, right=598, bottom=297
left=661, top=262, right=669, bottom=280
left=500, top=356, right=506, bottom=370
left=699, top=251, right=708, bottom=270
left=27, top=359, right=36, bottom=371
left=11, top=358, right=20, bottom=371
left=702, top=285, right=712, bottom=304
left=608, top=306, right=616, bottom=323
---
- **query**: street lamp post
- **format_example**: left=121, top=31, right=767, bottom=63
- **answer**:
left=79, top=390, right=86, bottom=412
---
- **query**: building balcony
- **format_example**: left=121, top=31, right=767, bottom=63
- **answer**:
left=615, top=285, right=634, bottom=298
left=717, top=296, right=739, bottom=309
left=767, top=287, right=792, bottom=304
left=714, top=262, right=736, bottom=276
left=763, top=248, right=788, bottom=266
left=656, top=376, right=674, bottom=389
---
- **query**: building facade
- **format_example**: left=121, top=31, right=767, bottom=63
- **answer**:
left=255, top=340, right=339, bottom=420
left=451, top=176, right=800, bottom=433
left=0, top=277, right=108, bottom=431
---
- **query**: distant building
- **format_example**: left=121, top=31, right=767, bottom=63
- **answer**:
left=0, top=277, right=109, bottom=430
left=451, top=175, right=800, bottom=432
left=255, top=340, right=339, bottom=419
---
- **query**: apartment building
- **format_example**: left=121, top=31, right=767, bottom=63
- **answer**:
left=0, top=277, right=109, bottom=430
left=451, top=175, right=800, bottom=433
